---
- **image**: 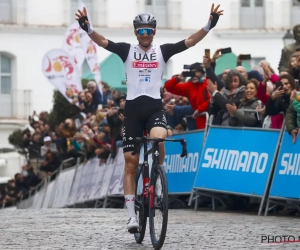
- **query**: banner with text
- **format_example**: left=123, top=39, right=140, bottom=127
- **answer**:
left=270, top=131, right=300, bottom=199
left=193, top=127, right=281, bottom=196
left=163, top=131, right=204, bottom=194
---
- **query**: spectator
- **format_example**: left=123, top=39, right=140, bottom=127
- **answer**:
left=41, top=136, right=58, bottom=157
left=28, top=133, right=42, bottom=159
left=227, top=79, right=263, bottom=127
left=164, top=63, right=210, bottom=129
left=285, top=103, right=298, bottom=143
left=265, top=74, right=295, bottom=116
left=40, top=150, right=61, bottom=178
left=208, top=70, right=246, bottom=126
left=87, top=81, right=106, bottom=106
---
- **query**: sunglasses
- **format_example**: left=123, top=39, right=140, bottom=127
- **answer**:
left=136, top=28, right=154, bottom=35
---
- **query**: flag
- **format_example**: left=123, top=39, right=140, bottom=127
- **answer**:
left=62, top=22, right=85, bottom=76
left=42, top=49, right=83, bottom=104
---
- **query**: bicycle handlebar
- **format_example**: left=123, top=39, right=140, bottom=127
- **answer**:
left=131, top=136, right=188, bottom=158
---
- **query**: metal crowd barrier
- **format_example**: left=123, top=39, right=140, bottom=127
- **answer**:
left=15, top=109, right=299, bottom=216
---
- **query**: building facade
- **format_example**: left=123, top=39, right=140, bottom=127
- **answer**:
left=0, top=0, right=299, bottom=147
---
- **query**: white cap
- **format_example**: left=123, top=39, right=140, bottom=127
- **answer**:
left=43, top=136, right=51, bottom=143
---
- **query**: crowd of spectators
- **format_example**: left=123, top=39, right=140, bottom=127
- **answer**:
left=163, top=47, right=300, bottom=214
left=2, top=41, right=300, bottom=212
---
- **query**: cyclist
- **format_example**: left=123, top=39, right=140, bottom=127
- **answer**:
left=76, top=4, right=223, bottom=232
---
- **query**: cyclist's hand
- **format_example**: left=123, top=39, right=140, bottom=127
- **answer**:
left=204, top=4, right=224, bottom=31
left=75, top=7, right=93, bottom=34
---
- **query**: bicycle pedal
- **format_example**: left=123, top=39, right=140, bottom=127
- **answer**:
left=128, top=228, right=139, bottom=234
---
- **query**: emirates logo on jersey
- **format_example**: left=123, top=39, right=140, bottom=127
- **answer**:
left=132, top=61, right=159, bottom=68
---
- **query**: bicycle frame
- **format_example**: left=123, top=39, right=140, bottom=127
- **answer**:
left=132, top=136, right=187, bottom=210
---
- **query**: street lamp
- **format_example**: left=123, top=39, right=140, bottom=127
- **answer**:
left=282, top=29, right=294, bottom=47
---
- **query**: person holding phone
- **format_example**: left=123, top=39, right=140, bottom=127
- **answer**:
left=164, top=63, right=210, bottom=129
left=265, top=74, right=296, bottom=118
left=76, top=4, right=224, bottom=231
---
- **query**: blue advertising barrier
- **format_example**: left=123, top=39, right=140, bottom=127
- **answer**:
left=269, top=131, right=300, bottom=199
left=163, top=130, right=204, bottom=194
left=193, top=126, right=281, bottom=199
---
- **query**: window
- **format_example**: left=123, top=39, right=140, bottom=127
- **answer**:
left=240, top=0, right=265, bottom=29
left=292, top=0, right=300, bottom=27
left=71, top=0, right=93, bottom=24
left=145, top=0, right=168, bottom=28
left=293, top=0, right=300, bottom=6
left=241, top=0, right=250, bottom=7
left=254, top=0, right=263, bottom=7
left=0, top=0, right=12, bottom=23
left=0, top=55, right=11, bottom=94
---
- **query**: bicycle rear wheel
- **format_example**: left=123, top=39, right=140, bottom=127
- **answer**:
left=149, top=164, right=168, bottom=250
left=134, top=165, right=147, bottom=243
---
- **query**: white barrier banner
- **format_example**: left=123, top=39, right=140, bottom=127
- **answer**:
left=107, top=148, right=125, bottom=196
left=87, top=158, right=107, bottom=200
left=42, top=180, right=55, bottom=208
left=93, top=157, right=114, bottom=200
left=31, top=183, right=47, bottom=209
left=76, top=161, right=92, bottom=203
left=83, top=158, right=97, bottom=201
left=67, top=164, right=83, bottom=206
left=52, top=167, right=76, bottom=208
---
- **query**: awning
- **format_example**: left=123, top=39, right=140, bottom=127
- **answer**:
left=214, top=53, right=251, bottom=75
left=81, top=53, right=126, bottom=92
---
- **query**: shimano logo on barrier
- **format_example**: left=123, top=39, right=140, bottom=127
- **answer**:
left=163, top=153, right=199, bottom=173
left=279, top=153, right=300, bottom=175
left=202, top=148, right=268, bottom=173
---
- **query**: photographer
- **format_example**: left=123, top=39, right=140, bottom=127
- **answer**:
left=164, top=63, right=210, bottom=129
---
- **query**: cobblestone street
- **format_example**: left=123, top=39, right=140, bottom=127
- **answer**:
left=0, top=208, right=300, bottom=250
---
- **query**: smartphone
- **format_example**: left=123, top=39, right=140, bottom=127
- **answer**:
left=183, top=64, right=190, bottom=70
left=75, top=118, right=81, bottom=129
left=220, top=47, right=232, bottom=54
left=240, top=54, right=252, bottom=60
left=205, top=49, right=210, bottom=58
left=275, top=81, right=283, bottom=90
left=98, top=104, right=103, bottom=110
left=182, top=71, right=196, bottom=78
left=118, top=108, right=124, bottom=115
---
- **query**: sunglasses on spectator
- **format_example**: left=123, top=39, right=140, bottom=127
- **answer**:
left=136, top=28, right=154, bottom=35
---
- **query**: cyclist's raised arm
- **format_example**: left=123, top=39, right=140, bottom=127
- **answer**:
left=184, top=4, right=223, bottom=48
left=76, top=7, right=108, bottom=48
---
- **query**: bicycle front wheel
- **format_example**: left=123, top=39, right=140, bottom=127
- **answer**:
left=134, top=165, right=147, bottom=243
left=149, top=164, right=168, bottom=250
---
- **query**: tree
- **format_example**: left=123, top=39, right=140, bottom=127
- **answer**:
left=46, top=79, right=110, bottom=130
left=8, top=129, right=24, bottom=149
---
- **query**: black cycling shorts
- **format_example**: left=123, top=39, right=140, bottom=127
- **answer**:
left=122, top=96, right=167, bottom=153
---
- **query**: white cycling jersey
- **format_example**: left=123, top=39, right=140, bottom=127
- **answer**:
left=105, top=40, right=187, bottom=100
left=124, top=44, right=165, bottom=100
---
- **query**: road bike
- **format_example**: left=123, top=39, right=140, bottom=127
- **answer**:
left=130, top=135, right=187, bottom=250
